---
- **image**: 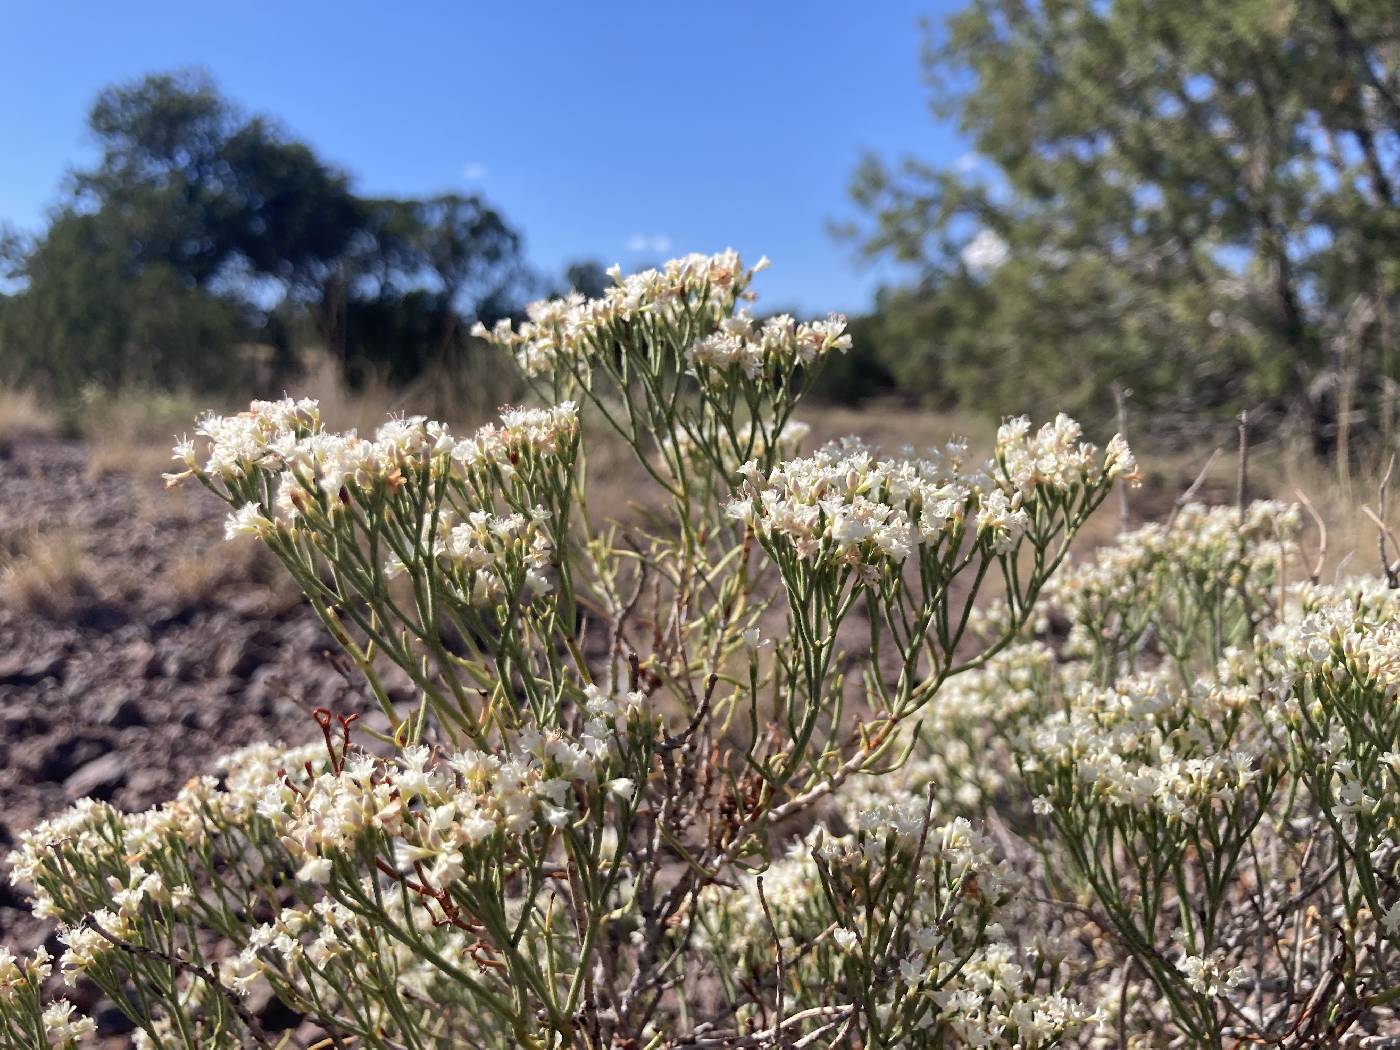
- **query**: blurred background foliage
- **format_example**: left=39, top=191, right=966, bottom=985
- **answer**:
left=0, top=0, right=1397, bottom=457
left=840, top=0, right=1399, bottom=452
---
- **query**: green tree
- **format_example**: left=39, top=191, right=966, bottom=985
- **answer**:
left=2, top=71, right=529, bottom=401
left=322, top=194, right=525, bottom=392
left=1, top=208, right=252, bottom=396
left=2, top=71, right=361, bottom=397
left=562, top=260, right=612, bottom=300
left=847, top=0, right=1400, bottom=440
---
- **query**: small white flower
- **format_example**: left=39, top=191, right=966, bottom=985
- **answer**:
left=1381, top=900, right=1400, bottom=937
left=225, top=503, right=273, bottom=541
left=296, top=857, right=333, bottom=884
left=604, top=778, right=635, bottom=799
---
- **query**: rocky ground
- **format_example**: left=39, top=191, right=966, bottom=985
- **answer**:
left=0, top=436, right=406, bottom=1043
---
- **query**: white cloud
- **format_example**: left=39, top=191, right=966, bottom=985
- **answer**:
left=462, top=162, right=489, bottom=181
left=961, top=228, right=1009, bottom=273
left=626, top=234, right=673, bottom=254
left=953, top=152, right=982, bottom=174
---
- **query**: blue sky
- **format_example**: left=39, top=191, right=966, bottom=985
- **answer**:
left=1, top=2, right=968, bottom=313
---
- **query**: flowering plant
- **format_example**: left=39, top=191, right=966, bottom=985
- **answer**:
left=3, top=250, right=1287, bottom=1050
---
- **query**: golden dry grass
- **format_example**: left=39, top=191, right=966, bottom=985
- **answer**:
left=73, top=353, right=504, bottom=483
left=78, top=389, right=210, bottom=480
left=0, top=526, right=96, bottom=619
left=49, top=356, right=1399, bottom=589
left=0, top=386, right=56, bottom=453
left=158, top=540, right=302, bottom=614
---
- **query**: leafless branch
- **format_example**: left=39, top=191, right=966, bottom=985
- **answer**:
left=674, top=1005, right=858, bottom=1047
left=1360, top=505, right=1400, bottom=588
left=1292, top=489, right=1328, bottom=585
left=1165, top=448, right=1223, bottom=534
left=1237, top=409, right=1250, bottom=515
left=756, top=876, right=788, bottom=1047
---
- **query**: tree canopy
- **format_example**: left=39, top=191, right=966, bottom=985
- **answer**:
left=848, top=0, right=1400, bottom=440
left=0, top=71, right=530, bottom=400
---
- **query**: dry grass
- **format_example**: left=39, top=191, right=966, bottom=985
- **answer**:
left=294, top=350, right=503, bottom=434
left=79, top=389, right=210, bottom=480
left=51, top=363, right=1399, bottom=590
left=800, top=399, right=1000, bottom=455
left=0, top=526, right=97, bottom=619
left=158, top=540, right=302, bottom=614
left=74, top=353, right=503, bottom=483
left=0, top=386, right=56, bottom=454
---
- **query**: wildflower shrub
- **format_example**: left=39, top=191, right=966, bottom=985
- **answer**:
left=1, top=251, right=1395, bottom=1046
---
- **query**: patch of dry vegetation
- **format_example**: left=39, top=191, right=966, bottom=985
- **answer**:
left=0, top=387, right=55, bottom=455
left=77, top=389, right=211, bottom=480
left=0, top=525, right=96, bottom=619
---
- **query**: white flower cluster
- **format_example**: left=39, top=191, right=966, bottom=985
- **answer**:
left=1046, top=500, right=1301, bottom=660
left=171, top=397, right=320, bottom=481
left=703, top=809, right=1095, bottom=1048
left=383, top=506, right=555, bottom=605
left=57, top=910, right=136, bottom=982
left=0, top=947, right=50, bottom=1005
left=457, top=403, right=581, bottom=469
left=37, top=1001, right=95, bottom=1047
left=0, top=947, right=96, bottom=1047
left=686, top=311, right=851, bottom=379
left=473, top=250, right=764, bottom=378
left=228, top=887, right=468, bottom=1021
left=265, top=691, right=647, bottom=895
left=7, top=742, right=326, bottom=954
left=1024, top=669, right=1275, bottom=822
left=996, top=414, right=1138, bottom=494
left=1293, top=574, right=1400, bottom=624
left=1177, top=947, right=1245, bottom=998
left=234, top=896, right=356, bottom=990
left=1266, top=589, right=1400, bottom=850
left=728, top=419, right=1128, bottom=573
left=1275, top=598, right=1400, bottom=694
left=921, top=944, right=1100, bottom=1048
left=172, top=396, right=578, bottom=512
left=170, top=398, right=581, bottom=620
left=726, top=437, right=992, bottom=569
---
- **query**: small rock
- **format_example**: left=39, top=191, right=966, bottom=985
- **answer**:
left=0, top=651, right=66, bottom=686
left=160, top=647, right=200, bottom=682
left=0, top=704, right=45, bottom=736
left=73, top=602, right=128, bottom=632
left=226, top=590, right=270, bottom=618
left=94, top=1001, right=135, bottom=1036
left=64, top=753, right=128, bottom=800
left=123, top=767, right=168, bottom=805
left=34, top=735, right=106, bottom=782
left=202, top=675, right=240, bottom=699
left=179, top=707, right=215, bottom=731
left=95, top=696, right=146, bottom=728
left=128, top=641, right=161, bottom=679
left=215, top=639, right=266, bottom=679
left=245, top=666, right=286, bottom=715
